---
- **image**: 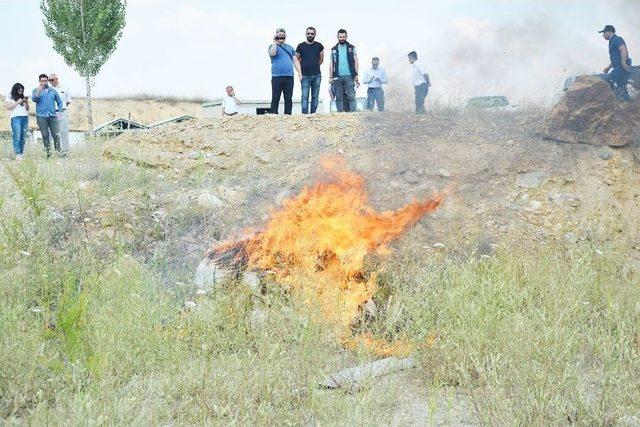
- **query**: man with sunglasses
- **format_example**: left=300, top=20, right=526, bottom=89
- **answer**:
left=296, top=27, right=324, bottom=114
left=268, top=28, right=302, bottom=115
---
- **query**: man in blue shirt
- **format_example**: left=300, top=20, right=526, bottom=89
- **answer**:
left=330, top=29, right=359, bottom=112
left=32, top=73, right=64, bottom=158
left=599, top=25, right=632, bottom=102
left=268, top=28, right=302, bottom=115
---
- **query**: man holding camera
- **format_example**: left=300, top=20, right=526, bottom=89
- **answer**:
left=268, top=28, right=302, bottom=115
left=329, top=29, right=359, bottom=113
left=32, top=73, right=64, bottom=158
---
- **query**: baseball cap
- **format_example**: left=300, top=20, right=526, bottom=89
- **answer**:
left=598, top=25, right=615, bottom=33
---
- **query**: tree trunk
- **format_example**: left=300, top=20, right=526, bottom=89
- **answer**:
left=85, top=75, right=95, bottom=137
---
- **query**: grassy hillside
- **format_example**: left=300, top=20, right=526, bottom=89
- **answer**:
left=1, top=111, right=639, bottom=424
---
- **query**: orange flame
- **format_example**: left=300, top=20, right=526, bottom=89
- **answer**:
left=242, top=156, right=444, bottom=354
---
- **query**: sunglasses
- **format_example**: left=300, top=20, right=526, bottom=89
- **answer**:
left=306, top=33, right=315, bottom=36
left=276, top=36, right=286, bottom=40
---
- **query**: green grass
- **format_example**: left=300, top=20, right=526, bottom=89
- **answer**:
left=0, top=137, right=639, bottom=424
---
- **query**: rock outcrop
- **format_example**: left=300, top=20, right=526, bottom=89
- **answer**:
left=543, top=76, right=635, bottom=147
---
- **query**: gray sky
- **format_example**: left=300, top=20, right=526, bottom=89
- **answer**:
left=1, top=0, right=638, bottom=106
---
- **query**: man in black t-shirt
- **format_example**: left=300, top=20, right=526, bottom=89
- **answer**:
left=296, top=27, right=324, bottom=114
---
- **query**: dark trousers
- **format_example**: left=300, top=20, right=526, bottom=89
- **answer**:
left=333, top=75, right=356, bottom=112
left=414, top=83, right=429, bottom=114
left=36, top=115, right=60, bottom=153
left=605, top=67, right=631, bottom=102
left=301, top=74, right=322, bottom=114
left=367, top=87, right=385, bottom=112
left=271, top=76, right=294, bottom=114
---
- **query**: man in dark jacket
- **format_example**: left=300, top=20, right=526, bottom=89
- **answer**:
left=600, top=25, right=632, bottom=102
left=329, top=29, right=359, bottom=112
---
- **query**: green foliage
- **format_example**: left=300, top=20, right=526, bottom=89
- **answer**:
left=40, top=0, right=126, bottom=77
left=4, top=161, right=47, bottom=218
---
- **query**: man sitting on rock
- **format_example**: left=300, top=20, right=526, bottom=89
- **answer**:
left=600, top=25, right=632, bottom=102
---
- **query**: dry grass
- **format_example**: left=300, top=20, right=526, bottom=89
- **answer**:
left=0, top=133, right=639, bottom=424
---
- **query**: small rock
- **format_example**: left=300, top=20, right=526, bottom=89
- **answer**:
left=516, top=171, right=547, bottom=188
left=275, top=188, right=293, bottom=206
left=363, top=299, right=377, bottom=318
left=390, top=180, right=402, bottom=189
left=403, top=171, right=421, bottom=184
left=188, top=151, right=202, bottom=160
left=437, top=168, right=451, bottom=178
left=197, top=193, right=223, bottom=210
left=548, top=192, right=581, bottom=207
left=249, top=307, right=268, bottom=329
left=255, top=151, right=271, bottom=163
left=78, top=181, right=92, bottom=191
left=242, top=271, right=261, bottom=294
left=396, top=162, right=410, bottom=174
left=525, top=200, right=542, bottom=212
left=275, top=130, right=286, bottom=142
left=564, top=232, right=578, bottom=244
left=45, top=207, right=65, bottom=221
left=195, top=289, right=208, bottom=297
left=505, top=139, right=514, bottom=145
left=217, top=186, right=244, bottom=204
left=433, top=242, right=446, bottom=249
left=597, top=148, right=613, bottom=160
left=315, top=137, right=328, bottom=149
left=184, top=301, right=197, bottom=310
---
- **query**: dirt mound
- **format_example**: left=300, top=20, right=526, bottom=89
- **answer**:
left=103, top=111, right=640, bottom=254
left=543, top=76, right=636, bottom=147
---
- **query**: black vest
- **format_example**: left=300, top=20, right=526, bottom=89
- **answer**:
left=331, top=42, right=357, bottom=77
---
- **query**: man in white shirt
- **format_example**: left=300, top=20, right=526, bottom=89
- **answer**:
left=407, top=51, right=430, bottom=114
left=49, top=73, right=71, bottom=156
left=363, top=57, right=388, bottom=112
left=221, top=86, right=241, bottom=116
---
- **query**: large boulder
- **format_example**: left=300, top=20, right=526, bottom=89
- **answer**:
left=543, top=76, right=634, bottom=147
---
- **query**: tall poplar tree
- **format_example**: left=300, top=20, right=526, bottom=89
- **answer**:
left=41, top=0, right=126, bottom=136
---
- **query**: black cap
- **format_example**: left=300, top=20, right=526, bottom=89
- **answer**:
left=598, top=25, right=615, bottom=33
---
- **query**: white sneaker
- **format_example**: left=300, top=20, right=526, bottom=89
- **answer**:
left=15, top=154, right=24, bottom=161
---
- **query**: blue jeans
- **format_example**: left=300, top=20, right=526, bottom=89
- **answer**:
left=301, top=74, right=321, bottom=114
left=367, top=88, right=385, bottom=111
left=10, top=116, right=28, bottom=155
